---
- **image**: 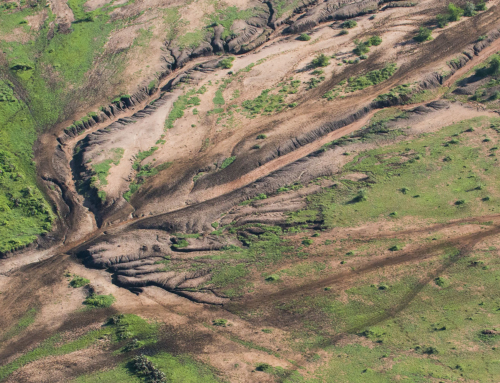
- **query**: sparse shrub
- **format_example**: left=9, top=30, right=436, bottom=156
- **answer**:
left=401, top=187, right=410, bottom=194
left=302, top=238, right=313, bottom=246
left=218, top=56, right=235, bottom=69
left=369, top=36, right=382, bottom=46
left=443, top=156, right=453, bottom=162
left=389, top=212, right=398, bottom=217
left=298, top=33, right=311, bottom=41
left=351, top=189, right=367, bottom=203
left=483, top=196, right=491, bottom=201
left=464, top=1, right=477, bottom=16
left=265, top=274, right=280, bottom=282
left=436, top=14, right=449, bottom=28
left=424, top=346, right=439, bottom=354
left=448, top=3, right=464, bottom=21
left=342, top=20, right=357, bottom=29
left=389, top=245, right=402, bottom=251
left=434, top=276, right=447, bottom=287
left=220, top=156, right=236, bottom=169
left=311, top=54, right=330, bottom=68
left=414, top=27, right=433, bottom=42
left=312, top=232, right=320, bottom=237
left=252, top=144, right=261, bottom=149
left=256, top=363, right=273, bottom=372
left=339, top=29, right=349, bottom=35
left=354, top=40, right=370, bottom=56
left=378, top=284, right=389, bottom=290
left=213, top=318, right=229, bottom=326
left=70, top=276, right=90, bottom=288
left=262, top=328, right=273, bottom=333
left=257, top=134, right=267, bottom=139
left=455, top=199, right=466, bottom=205
left=84, top=294, right=116, bottom=308
left=211, top=222, right=219, bottom=229
left=476, top=54, right=500, bottom=77
left=131, top=355, right=166, bottom=382
left=172, top=239, right=189, bottom=248
left=476, top=1, right=486, bottom=11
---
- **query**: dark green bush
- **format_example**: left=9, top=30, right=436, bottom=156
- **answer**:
left=342, top=20, right=357, bottom=28
left=311, top=54, right=330, bottom=67
left=298, top=33, right=311, bottom=41
left=414, top=27, right=433, bottom=42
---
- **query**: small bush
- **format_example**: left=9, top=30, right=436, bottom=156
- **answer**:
left=369, top=35, right=382, bottom=46
left=476, top=1, right=486, bottom=11
left=262, top=328, right=273, bottom=333
left=389, top=245, right=402, bottom=251
left=256, top=363, right=272, bottom=372
left=414, top=27, right=433, bottom=42
left=213, top=318, right=229, bottom=326
left=424, top=346, right=439, bottom=355
left=448, top=3, right=464, bottom=21
left=265, top=274, right=280, bottom=282
left=352, top=189, right=367, bottom=202
left=218, top=56, right=235, bottom=69
left=464, top=1, right=476, bottom=16
left=483, top=196, right=491, bottom=201
left=342, top=20, right=357, bottom=29
left=311, top=54, right=330, bottom=68
left=302, top=239, right=313, bottom=246
left=436, top=14, right=449, bottom=28
left=84, top=294, right=116, bottom=308
left=298, top=33, right=311, bottom=41
left=455, top=199, right=466, bottom=205
left=378, top=284, right=389, bottom=290
left=70, top=276, right=90, bottom=288
left=400, top=187, right=410, bottom=194
left=434, top=277, right=447, bottom=287
left=339, top=29, right=349, bottom=35
left=257, top=134, right=267, bottom=139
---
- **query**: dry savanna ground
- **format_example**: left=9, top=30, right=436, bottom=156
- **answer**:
left=2, top=0, right=500, bottom=381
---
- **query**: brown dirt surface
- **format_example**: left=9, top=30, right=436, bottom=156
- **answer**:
left=5, top=0, right=500, bottom=381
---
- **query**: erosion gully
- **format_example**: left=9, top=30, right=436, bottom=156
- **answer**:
left=2, top=22, right=500, bottom=277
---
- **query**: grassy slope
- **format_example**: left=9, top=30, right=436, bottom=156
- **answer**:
left=222, top=117, right=500, bottom=381
left=0, top=0, right=126, bottom=252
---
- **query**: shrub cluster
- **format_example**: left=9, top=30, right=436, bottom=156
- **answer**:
left=131, top=355, right=166, bottom=383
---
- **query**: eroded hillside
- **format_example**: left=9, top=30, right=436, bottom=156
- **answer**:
left=2, top=0, right=500, bottom=381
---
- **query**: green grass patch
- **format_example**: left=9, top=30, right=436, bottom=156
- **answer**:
left=292, top=117, right=500, bottom=228
left=83, top=294, right=116, bottom=308
left=70, top=275, right=90, bottom=288
left=1, top=307, right=37, bottom=342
